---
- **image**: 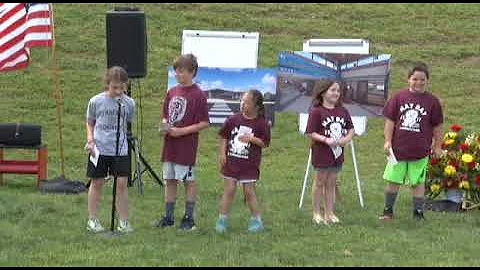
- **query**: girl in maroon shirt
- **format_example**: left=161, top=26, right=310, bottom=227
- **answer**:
left=215, top=89, right=271, bottom=233
left=305, top=79, right=354, bottom=225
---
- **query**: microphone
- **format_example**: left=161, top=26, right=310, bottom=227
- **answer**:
left=116, top=96, right=124, bottom=107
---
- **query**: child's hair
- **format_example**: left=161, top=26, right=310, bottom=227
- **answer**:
left=244, top=89, right=265, bottom=118
left=104, top=66, right=128, bottom=90
left=311, top=78, right=342, bottom=107
left=408, top=62, right=430, bottom=80
left=173, top=53, right=198, bottom=77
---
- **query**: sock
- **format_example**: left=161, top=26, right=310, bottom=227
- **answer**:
left=185, top=201, right=195, bottom=218
left=165, top=202, right=175, bottom=220
left=413, top=196, right=425, bottom=213
left=384, top=191, right=398, bottom=213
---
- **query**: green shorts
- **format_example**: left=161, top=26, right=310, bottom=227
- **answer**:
left=383, top=156, right=429, bottom=186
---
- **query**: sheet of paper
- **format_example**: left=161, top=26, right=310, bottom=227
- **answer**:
left=387, top=147, right=398, bottom=165
left=89, top=145, right=99, bottom=167
left=331, top=145, right=342, bottom=160
left=238, top=125, right=253, bottom=135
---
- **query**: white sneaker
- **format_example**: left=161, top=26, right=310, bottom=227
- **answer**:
left=117, top=219, right=134, bottom=233
left=87, top=218, right=105, bottom=233
left=312, top=213, right=328, bottom=225
left=327, top=214, right=340, bottom=223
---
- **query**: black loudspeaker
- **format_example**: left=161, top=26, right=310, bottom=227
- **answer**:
left=0, top=123, right=41, bottom=147
left=106, top=8, right=147, bottom=78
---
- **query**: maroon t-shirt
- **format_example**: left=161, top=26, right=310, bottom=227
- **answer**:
left=305, top=105, right=354, bottom=167
left=219, top=113, right=271, bottom=180
left=383, top=88, right=443, bottom=161
left=161, top=84, right=210, bottom=166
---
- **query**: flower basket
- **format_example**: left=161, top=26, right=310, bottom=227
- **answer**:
left=425, top=124, right=480, bottom=210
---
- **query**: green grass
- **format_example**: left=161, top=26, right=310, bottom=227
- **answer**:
left=1, top=3, right=480, bottom=266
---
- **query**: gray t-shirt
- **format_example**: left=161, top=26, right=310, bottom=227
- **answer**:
left=86, top=92, right=135, bottom=156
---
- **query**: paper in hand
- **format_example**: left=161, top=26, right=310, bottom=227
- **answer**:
left=89, top=145, right=99, bottom=167
left=387, top=147, right=398, bottom=165
left=331, top=145, right=342, bottom=160
left=238, top=125, right=253, bottom=135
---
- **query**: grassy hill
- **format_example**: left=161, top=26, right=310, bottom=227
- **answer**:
left=1, top=3, right=480, bottom=266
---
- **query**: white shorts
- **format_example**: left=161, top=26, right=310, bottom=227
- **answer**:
left=222, top=175, right=257, bottom=184
left=163, top=162, right=195, bottom=182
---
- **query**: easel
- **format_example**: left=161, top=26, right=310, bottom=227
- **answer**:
left=297, top=38, right=370, bottom=210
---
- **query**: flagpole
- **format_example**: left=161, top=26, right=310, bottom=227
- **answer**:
left=49, top=3, right=65, bottom=177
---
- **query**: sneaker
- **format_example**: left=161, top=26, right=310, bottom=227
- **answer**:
left=312, top=213, right=327, bottom=225
left=379, top=207, right=394, bottom=221
left=152, top=216, right=174, bottom=228
left=215, top=216, right=227, bottom=233
left=117, top=219, right=134, bottom=233
left=247, top=217, right=264, bottom=232
left=413, top=209, right=426, bottom=221
left=178, top=215, right=196, bottom=231
left=86, top=218, right=105, bottom=233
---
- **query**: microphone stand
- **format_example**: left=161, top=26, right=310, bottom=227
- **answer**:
left=104, top=97, right=122, bottom=237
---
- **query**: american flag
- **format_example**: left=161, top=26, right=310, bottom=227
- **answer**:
left=0, top=3, right=53, bottom=71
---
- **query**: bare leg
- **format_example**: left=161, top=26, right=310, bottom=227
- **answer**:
left=312, top=170, right=328, bottom=217
left=219, top=179, right=237, bottom=215
left=87, top=178, right=104, bottom=218
left=115, top=177, right=128, bottom=221
left=243, top=183, right=259, bottom=217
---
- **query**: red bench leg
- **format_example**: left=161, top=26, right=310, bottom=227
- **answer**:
left=37, top=147, right=48, bottom=186
left=0, top=148, right=3, bottom=185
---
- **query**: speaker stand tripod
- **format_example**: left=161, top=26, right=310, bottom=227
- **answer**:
left=126, top=81, right=163, bottom=189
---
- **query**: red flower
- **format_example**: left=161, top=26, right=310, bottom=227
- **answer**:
left=448, top=159, right=459, bottom=169
left=468, top=162, right=476, bottom=170
left=450, top=124, right=463, bottom=132
left=476, top=174, right=480, bottom=186
left=458, top=143, right=469, bottom=152
left=430, top=157, right=438, bottom=165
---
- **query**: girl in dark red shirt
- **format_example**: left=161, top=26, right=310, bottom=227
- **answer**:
left=215, top=89, right=271, bottom=233
left=305, top=79, right=354, bottom=225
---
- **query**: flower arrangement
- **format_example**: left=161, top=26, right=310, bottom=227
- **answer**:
left=426, top=124, right=480, bottom=209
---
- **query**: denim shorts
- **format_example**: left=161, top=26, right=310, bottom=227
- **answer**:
left=313, top=164, right=342, bottom=173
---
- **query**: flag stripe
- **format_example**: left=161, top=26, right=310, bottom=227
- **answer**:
left=0, top=3, right=53, bottom=72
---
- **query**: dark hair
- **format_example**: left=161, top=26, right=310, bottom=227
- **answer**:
left=173, top=53, right=198, bottom=77
left=104, top=66, right=128, bottom=90
left=311, top=78, right=342, bottom=107
left=244, top=89, right=265, bottom=118
left=408, top=62, right=430, bottom=80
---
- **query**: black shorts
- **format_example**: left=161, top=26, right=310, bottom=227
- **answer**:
left=86, top=155, right=130, bottom=179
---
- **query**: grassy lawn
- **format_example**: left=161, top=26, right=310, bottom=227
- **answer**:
left=1, top=3, right=480, bottom=266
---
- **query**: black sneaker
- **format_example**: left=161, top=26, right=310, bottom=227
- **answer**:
left=153, top=216, right=174, bottom=228
left=379, top=207, right=393, bottom=221
left=413, top=209, right=426, bottom=221
left=178, top=215, right=196, bottom=231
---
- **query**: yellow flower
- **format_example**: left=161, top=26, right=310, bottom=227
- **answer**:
left=461, top=153, right=474, bottom=164
left=444, top=139, right=455, bottom=145
left=430, top=183, right=441, bottom=193
left=459, top=180, right=470, bottom=190
left=444, top=165, right=456, bottom=176
left=444, top=132, right=457, bottom=140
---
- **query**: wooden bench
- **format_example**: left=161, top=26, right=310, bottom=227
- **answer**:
left=0, top=145, right=48, bottom=187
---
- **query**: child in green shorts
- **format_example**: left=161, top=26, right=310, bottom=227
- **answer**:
left=380, top=62, right=444, bottom=221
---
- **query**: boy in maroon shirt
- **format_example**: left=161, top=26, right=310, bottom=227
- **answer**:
left=215, top=89, right=271, bottom=233
left=154, top=54, right=210, bottom=231
left=380, top=62, right=443, bottom=221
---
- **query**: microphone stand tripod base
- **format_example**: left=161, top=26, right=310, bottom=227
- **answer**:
left=102, top=230, right=120, bottom=238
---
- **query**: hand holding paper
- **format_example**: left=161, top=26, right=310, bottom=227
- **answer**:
left=387, top=147, right=398, bottom=165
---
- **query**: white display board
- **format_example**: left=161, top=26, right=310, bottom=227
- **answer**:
left=302, top=38, right=369, bottom=54
left=182, top=30, right=259, bottom=68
